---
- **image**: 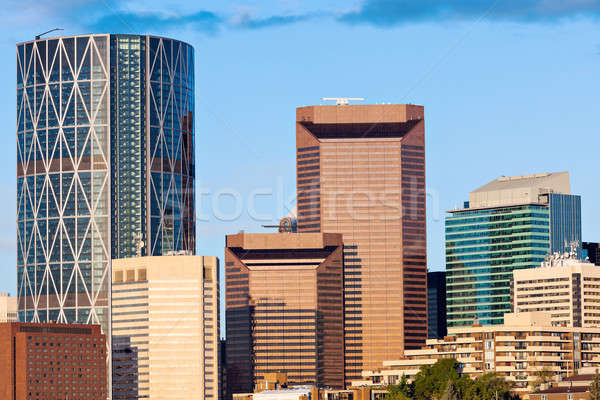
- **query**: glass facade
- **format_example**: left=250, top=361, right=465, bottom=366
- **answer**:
left=548, top=193, right=582, bottom=256
left=146, top=36, right=195, bottom=256
left=427, top=271, right=447, bottom=339
left=16, top=34, right=195, bottom=335
left=111, top=35, right=145, bottom=259
left=583, top=242, right=600, bottom=266
left=446, top=205, right=550, bottom=327
left=446, top=193, right=582, bottom=328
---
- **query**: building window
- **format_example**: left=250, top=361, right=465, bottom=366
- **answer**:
left=126, top=269, right=135, bottom=282
left=137, top=268, right=146, bottom=281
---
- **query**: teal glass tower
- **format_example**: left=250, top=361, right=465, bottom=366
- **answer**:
left=446, top=172, right=581, bottom=328
left=16, top=34, right=195, bottom=334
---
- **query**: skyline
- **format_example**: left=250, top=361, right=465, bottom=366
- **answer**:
left=1, top=1, right=600, bottom=299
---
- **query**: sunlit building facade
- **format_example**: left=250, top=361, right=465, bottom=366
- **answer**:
left=225, top=232, right=345, bottom=396
left=111, top=255, right=220, bottom=400
left=296, top=104, right=428, bottom=383
left=0, top=293, right=18, bottom=323
left=0, top=322, right=107, bottom=400
left=355, top=313, right=600, bottom=397
left=513, top=254, right=600, bottom=328
left=15, top=34, right=195, bottom=335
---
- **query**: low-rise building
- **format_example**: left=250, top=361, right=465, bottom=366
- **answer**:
left=0, top=292, right=17, bottom=322
left=0, top=322, right=106, bottom=400
left=231, top=372, right=386, bottom=400
left=530, top=374, right=595, bottom=400
left=513, top=251, right=600, bottom=327
left=322, top=387, right=387, bottom=400
left=354, top=312, right=600, bottom=397
left=232, top=373, right=317, bottom=400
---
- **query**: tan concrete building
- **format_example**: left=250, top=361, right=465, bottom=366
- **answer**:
left=296, top=103, right=427, bottom=383
left=225, top=232, right=345, bottom=395
left=0, top=292, right=18, bottom=322
left=354, top=313, right=600, bottom=397
left=469, top=172, right=571, bottom=209
left=111, top=255, right=220, bottom=400
left=513, top=253, right=600, bottom=327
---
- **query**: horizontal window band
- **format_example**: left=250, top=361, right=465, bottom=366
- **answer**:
left=297, top=152, right=320, bottom=159
left=112, top=311, right=149, bottom=316
left=112, top=326, right=149, bottom=331
left=298, top=146, right=319, bottom=152
left=298, top=159, right=319, bottom=165
left=112, top=303, right=148, bottom=308
left=297, top=165, right=320, bottom=172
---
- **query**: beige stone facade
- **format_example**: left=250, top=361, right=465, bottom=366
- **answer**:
left=0, top=292, right=17, bottom=322
left=354, top=313, right=600, bottom=397
left=513, top=257, right=600, bottom=327
left=111, top=255, right=220, bottom=400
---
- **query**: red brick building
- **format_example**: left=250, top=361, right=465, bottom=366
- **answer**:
left=0, top=322, right=106, bottom=400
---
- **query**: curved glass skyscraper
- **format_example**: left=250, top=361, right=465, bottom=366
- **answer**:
left=16, top=34, right=195, bottom=334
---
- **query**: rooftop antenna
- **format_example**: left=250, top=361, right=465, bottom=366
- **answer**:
left=321, top=97, right=364, bottom=105
left=35, top=28, right=64, bottom=40
left=568, top=240, right=579, bottom=259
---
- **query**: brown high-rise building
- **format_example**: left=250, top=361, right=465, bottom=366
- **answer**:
left=225, top=232, right=344, bottom=395
left=296, top=103, right=427, bottom=383
left=0, top=322, right=106, bottom=400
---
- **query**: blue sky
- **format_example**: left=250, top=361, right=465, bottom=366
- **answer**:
left=1, top=0, right=599, bottom=297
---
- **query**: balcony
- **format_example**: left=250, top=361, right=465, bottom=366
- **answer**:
left=527, top=355, right=563, bottom=362
left=495, top=366, right=518, bottom=372
left=526, top=335, right=566, bottom=342
left=462, top=366, right=483, bottom=374
left=496, top=356, right=516, bottom=362
left=495, top=336, right=516, bottom=341
left=525, top=345, right=562, bottom=352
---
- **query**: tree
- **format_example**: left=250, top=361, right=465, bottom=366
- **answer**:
left=385, top=375, right=413, bottom=400
left=412, top=358, right=462, bottom=400
left=531, top=367, right=553, bottom=392
left=397, top=358, right=519, bottom=400
left=466, top=373, right=516, bottom=400
left=440, top=380, right=460, bottom=400
left=454, top=375, right=475, bottom=399
left=590, top=369, right=600, bottom=400
left=384, top=388, right=410, bottom=400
